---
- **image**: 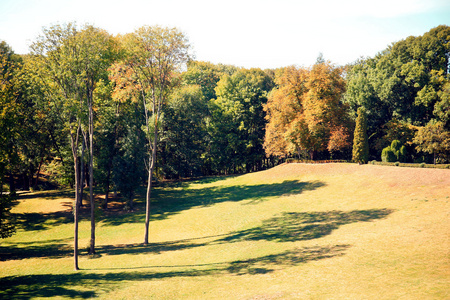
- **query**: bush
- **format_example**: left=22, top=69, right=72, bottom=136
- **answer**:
left=398, top=145, right=408, bottom=162
left=382, top=146, right=397, bottom=162
left=391, top=140, right=401, bottom=151
left=371, top=161, right=450, bottom=169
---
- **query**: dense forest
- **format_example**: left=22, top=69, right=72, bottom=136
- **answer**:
left=1, top=24, right=449, bottom=246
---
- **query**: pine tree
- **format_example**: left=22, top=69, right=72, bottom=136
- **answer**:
left=352, top=107, right=369, bottom=164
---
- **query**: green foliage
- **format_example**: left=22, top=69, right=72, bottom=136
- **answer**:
left=381, top=140, right=409, bottom=163
left=381, top=146, right=397, bottom=163
left=0, top=193, right=16, bottom=238
left=209, top=68, right=273, bottom=173
left=112, top=122, right=146, bottom=209
left=160, top=85, right=208, bottom=179
left=352, top=107, right=369, bottom=163
left=390, top=140, right=401, bottom=152
left=399, top=145, right=408, bottom=163
left=371, top=160, right=450, bottom=169
left=413, top=121, right=450, bottom=164
left=345, top=25, right=450, bottom=161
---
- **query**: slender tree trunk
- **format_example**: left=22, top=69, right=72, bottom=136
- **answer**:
left=7, top=172, right=15, bottom=194
left=34, top=156, right=44, bottom=190
left=74, top=155, right=79, bottom=270
left=79, top=138, right=86, bottom=210
left=89, top=100, right=95, bottom=255
left=144, top=136, right=157, bottom=245
left=33, top=144, right=46, bottom=189
left=103, top=169, right=110, bottom=210
left=71, top=136, right=80, bottom=271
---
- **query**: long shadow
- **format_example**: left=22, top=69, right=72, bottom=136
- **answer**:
left=0, top=244, right=349, bottom=299
left=15, top=189, right=74, bottom=201
left=102, top=180, right=326, bottom=226
left=0, top=208, right=393, bottom=262
left=0, top=208, right=393, bottom=297
left=12, top=210, right=73, bottom=231
left=218, top=209, right=394, bottom=243
left=0, top=242, right=73, bottom=261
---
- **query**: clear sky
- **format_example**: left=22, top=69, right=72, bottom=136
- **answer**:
left=1, top=0, right=449, bottom=69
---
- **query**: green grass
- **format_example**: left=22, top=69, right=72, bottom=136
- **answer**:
left=1, top=163, right=449, bottom=299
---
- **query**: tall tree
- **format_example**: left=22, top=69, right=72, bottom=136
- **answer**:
left=414, top=121, right=450, bottom=164
left=112, top=26, right=190, bottom=245
left=352, top=107, right=369, bottom=164
left=209, top=68, right=273, bottom=173
left=264, top=61, right=350, bottom=160
left=29, top=23, right=115, bottom=268
left=75, top=25, right=116, bottom=255
left=0, top=40, right=20, bottom=239
left=160, top=84, right=208, bottom=179
left=345, top=25, right=450, bottom=158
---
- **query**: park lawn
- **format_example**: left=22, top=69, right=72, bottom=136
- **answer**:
left=1, top=163, right=449, bottom=299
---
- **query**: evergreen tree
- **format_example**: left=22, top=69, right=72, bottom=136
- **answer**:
left=352, top=107, right=369, bottom=163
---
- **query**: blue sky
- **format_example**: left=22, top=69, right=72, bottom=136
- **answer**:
left=1, top=0, right=449, bottom=69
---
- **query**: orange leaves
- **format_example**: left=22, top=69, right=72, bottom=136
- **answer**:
left=264, top=61, right=350, bottom=158
left=327, top=126, right=351, bottom=153
left=108, top=62, right=141, bottom=103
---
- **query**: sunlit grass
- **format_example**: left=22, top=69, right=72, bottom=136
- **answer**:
left=1, top=164, right=449, bottom=299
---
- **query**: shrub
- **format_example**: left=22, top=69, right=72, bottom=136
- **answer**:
left=394, top=162, right=400, bottom=166
left=352, top=107, right=369, bottom=164
left=391, top=140, right=401, bottom=152
left=398, top=145, right=408, bottom=162
left=381, top=146, right=397, bottom=162
left=419, top=163, right=425, bottom=168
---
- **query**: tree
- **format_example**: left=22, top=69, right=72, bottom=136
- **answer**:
left=264, top=60, right=350, bottom=160
left=352, top=107, right=369, bottom=164
left=160, top=84, right=208, bottom=179
left=414, top=121, right=450, bottom=164
left=0, top=40, right=19, bottom=238
left=209, top=68, right=273, bottom=173
left=345, top=26, right=450, bottom=159
left=29, top=23, right=115, bottom=268
left=112, top=26, right=190, bottom=245
left=183, top=61, right=238, bottom=102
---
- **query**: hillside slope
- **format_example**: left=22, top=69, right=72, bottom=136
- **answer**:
left=1, top=163, right=449, bottom=299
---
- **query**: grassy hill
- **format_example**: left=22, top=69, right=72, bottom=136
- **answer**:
left=1, top=163, right=449, bottom=299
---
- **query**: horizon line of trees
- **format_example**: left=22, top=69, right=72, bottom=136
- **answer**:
left=1, top=24, right=449, bottom=267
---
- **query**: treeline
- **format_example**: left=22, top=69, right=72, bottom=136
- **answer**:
left=1, top=24, right=449, bottom=238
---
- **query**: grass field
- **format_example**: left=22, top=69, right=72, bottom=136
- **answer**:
left=1, top=163, right=449, bottom=299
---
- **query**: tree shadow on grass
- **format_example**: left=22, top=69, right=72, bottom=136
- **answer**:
left=102, top=180, right=326, bottom=226
left=0, top=208, right=393, bottom=262
left=12, top=210, right=73, bottom=232
left=218, top=209, right=394, bottom=243
left=0, top=244, right=349, bottom=299
left=0, top=241, right=72, bottom=261
left=15, top=189, right=74, bottom=201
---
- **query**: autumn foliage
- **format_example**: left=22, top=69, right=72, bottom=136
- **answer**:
left=264, top=61, right=351, bottom=159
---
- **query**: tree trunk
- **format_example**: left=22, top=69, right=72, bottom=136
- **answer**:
left=144, top=137, right=157, bottom=245
left=89, top=102, right=95, bottom=255
left=87, top=88, right=95, bottom=255
left=34, top=156, right=44, bottom=190
left=73, top=153, right=80, bottom=271
left=71, top=125, right=82, bottom=271
left=79, top=139, right=85, bottom=210
left=8, top=172, right=15, bottom=194
left=103, top=172, right=110, bottom=210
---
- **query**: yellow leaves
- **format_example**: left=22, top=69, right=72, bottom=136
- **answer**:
left=264, top=62, right=349, bottom=157
left=108, top=62, right=140, bottom=103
